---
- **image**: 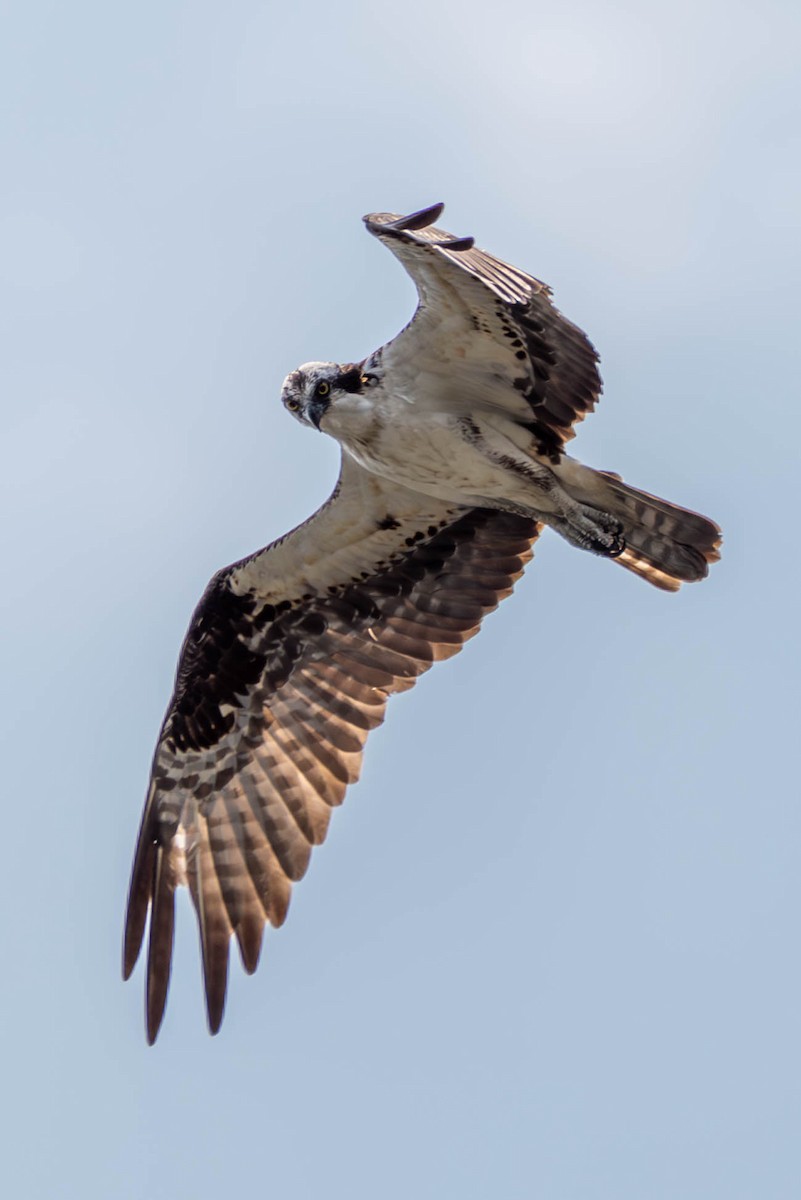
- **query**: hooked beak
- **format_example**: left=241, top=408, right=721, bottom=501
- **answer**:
left=307, top=396, right=329, bottom=431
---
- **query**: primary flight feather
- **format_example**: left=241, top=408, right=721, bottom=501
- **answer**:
left=123, top=204, right=721, bottom=1042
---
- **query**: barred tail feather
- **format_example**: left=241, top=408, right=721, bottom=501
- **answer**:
left=599, top=473, right=721, bottom=591
left=554, top=459, right=721, bottom=591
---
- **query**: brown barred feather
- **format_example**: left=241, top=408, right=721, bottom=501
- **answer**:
left=124, top=493, right=539, bottom=1042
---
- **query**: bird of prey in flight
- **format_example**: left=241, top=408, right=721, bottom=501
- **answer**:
left=123, top=203, right=721, bottom=1042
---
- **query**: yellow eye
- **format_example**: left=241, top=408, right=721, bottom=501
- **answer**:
left=286, top=397, right=300, bottom=412
left=315, top=380, right=330, bottom=397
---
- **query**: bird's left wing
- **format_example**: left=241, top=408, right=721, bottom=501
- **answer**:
left=364, top=204, right=602, bottom=459
left=124, top=453, right=539, bottom=1041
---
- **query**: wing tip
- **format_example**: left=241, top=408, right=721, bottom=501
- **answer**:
left=236, top=919, right=265, bottom=976
left=146, top=973, right=169, bottom=1044
left=206, top=988, right=228, bottom=1036
left=363, top=202, right=445, bottom=234
left=436, top=235, right=474, bottom=252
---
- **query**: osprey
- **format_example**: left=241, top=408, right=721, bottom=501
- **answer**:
left=124, top=203, right=720, bottom=1042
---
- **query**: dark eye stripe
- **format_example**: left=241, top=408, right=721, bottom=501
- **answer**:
left=335, top=368, right=365, bottom=394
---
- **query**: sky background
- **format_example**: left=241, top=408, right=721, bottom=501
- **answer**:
left=2, top=1, right=800, bottom=1196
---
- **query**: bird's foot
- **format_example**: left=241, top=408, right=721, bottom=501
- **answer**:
left=549, top=507, right=625, bottom=558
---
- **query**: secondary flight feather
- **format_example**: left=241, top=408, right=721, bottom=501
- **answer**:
left=123, top=203, right=721, bottom=1042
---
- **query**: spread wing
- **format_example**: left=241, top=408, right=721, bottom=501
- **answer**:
left=364, top=203, right=602, bottom=459
left=124, top=453, right=539, bottom=1042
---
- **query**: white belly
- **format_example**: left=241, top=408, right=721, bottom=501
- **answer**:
left=323, top=402, right=559, bottom=512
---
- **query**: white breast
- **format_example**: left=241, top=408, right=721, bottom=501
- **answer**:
left=324, top=391, right=522, bottom=507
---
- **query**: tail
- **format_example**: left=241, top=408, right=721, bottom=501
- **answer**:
left=556, top=460, right=722, bottom=591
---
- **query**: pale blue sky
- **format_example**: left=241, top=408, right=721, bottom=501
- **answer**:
left=2, top=1, right=800, bottom=1197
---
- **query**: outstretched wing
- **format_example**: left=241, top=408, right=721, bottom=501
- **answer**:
left=364, top=203, right=602, bottom=459
left=124, top=453, right=539, bottom=1042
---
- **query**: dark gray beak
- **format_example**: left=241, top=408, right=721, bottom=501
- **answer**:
left=307, top=396, right=329, bottom=431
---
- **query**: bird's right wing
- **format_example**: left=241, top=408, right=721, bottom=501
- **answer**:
left=124, top=452, right=539, bottom=1041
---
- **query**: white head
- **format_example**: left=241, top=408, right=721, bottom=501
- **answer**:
left=280, top=361, right=377, bottom=432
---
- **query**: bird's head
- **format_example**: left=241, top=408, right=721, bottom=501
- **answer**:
left=280, top=362, right=377, bottom=431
